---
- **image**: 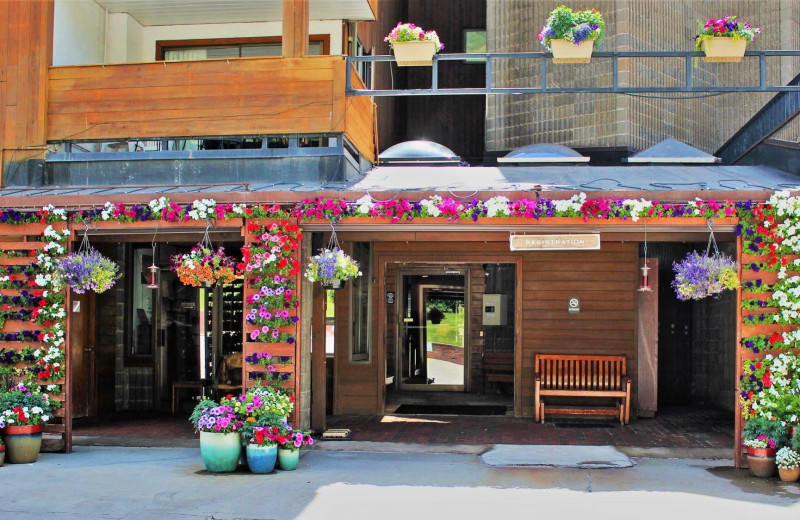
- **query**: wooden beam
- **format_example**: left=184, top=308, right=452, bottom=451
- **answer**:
left=282, top=0, right=309, bottom=58
left=310, top=279, right=326, bottom=431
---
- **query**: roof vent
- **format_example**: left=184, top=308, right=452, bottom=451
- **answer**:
left=624, top=139, right=720, bottom=164
left=378, top=140, right=462, bottom=166
left=498, top=143, right=589, bottom=164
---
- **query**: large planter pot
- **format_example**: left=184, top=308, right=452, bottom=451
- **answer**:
left=746, top=447, right=776, bottom=478
left=779, top=467, right=800, bottom=482
left=199, top=431, right=241, bottom=473
left=246, top=444, right=278, bottom=474
left=392, top=41, right=438, bottom=66
left=550, top=39, right=595, bottom=64
left=2, top=425, right=43, bottom=464
left=277, top=448, right=300, bottom=471
left=701, top=37, right=747, bottom=63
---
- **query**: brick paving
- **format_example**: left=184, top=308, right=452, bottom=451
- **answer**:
left=326, top=406, right=734, bottom=449
left=74, top=412, right=196, bottom=439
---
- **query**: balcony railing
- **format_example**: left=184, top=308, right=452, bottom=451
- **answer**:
left=47, top=55, right=376, bottom=162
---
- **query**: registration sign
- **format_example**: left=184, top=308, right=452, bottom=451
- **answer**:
left=509, top=234, right=601, bottom=251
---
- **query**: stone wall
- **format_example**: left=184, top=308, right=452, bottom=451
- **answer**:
left=487, top=0, right=800, bottom=153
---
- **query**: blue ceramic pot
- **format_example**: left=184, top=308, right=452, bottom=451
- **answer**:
left=199, top=432, right=241, bottom=473
left=277, top=448, right=300, bottom=471
left=246, top=444, right=277, bottom=474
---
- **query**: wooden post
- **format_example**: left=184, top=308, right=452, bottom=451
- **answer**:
left=636, top=258, right=659, bottom=417
left=282, top=0, right=309, bottom=58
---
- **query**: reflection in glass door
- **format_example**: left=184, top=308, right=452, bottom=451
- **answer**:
left=399, top=273, right=467, bottom=391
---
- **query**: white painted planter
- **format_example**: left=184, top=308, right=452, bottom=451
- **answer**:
left=550, top=39, right=595, bottom=64
left=392, top=41, right=439, bottom=66
left=701, top=37, right=747, bottom=63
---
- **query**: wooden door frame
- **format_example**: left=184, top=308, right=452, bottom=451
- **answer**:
left=375, top=253, right=522, bottom=416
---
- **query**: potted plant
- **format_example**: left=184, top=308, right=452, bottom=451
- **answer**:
left=0, top=434, right=5, bottom=466
left=695, top=16, right=760, bottom=63
left=539, top=6, right=605, bottom=63
left=304, top=248, right=362, bottom=289
left=276, top=427, right=313, bottom=471
left=51, top=249, right=119, bottom=294
left=171, top=243, right=239, bottom=287
left=241, top=423, right=280, bottom=474
left=742, top=417, right=787, bottom=477
left=672, top=251, right=739, bottom=301
left=427, top=307, right=446, bottom=325
left=0, top=383, right=53, bottom=464
left=384, top=22, right=444, bottom=66
left=776, top=447, right=800, bottom=482
left=189, top=398, right=243, bottom=473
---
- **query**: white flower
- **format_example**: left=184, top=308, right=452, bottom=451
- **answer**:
left=485, top=196, right=510, bottom=218
left=355, top=195, right=374, bottom=215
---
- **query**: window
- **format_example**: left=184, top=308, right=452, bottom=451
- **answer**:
left=157, top=36, right=330, bottom=60
left=464, top=29, right=487, bottom=63
left=128, top=247, right=154, bottom=358
left=350, top=243, right=372, bottom=362
left=355, top=38, right=372, bottom=89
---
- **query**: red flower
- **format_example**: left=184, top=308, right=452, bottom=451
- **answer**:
left=755, top=362, right=763, bottom=369
left=763, top=371, right=772, bottom=388
left=769, top=332, right=783, bottom=345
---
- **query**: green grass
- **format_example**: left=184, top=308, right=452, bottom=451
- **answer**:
left=426, top=310, right=465, bottom=347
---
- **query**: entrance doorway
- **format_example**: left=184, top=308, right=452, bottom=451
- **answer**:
left=398, top=273, right=467, bottom=390
left=74, top=239, right=244, bottom=441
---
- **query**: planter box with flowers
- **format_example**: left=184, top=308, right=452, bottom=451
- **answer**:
left=384, top=22, right=444, bottom=66
left=539, top=6, right=605, bottom=63
left=695, top=16, right=760, bottom=63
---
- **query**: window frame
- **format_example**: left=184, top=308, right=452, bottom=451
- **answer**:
left=156, top=35, right=331, bottom=60
left=349, top=243, right=372, bottom=364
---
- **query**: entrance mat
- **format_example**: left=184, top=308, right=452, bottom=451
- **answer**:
left=392, top=404, right=508, bottom=416
left=481, top=445, right=634, bottom=469
left=553, top=421, right=617, bottom=429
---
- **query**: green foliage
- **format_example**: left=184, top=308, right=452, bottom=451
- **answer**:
left=742, top=416, right=789, bottom=445
left=189, top=398, right=217, bottom=430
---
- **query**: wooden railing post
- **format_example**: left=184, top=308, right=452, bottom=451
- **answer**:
left=282, top=0, right=309, bottom=58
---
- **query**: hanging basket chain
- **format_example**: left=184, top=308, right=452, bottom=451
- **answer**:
left=706, top=218, right=721, bottom=257
left=201, top=221, right=214, bottom=250
left=78, top=220, right=93, bottom=255
left=327, top=221, right=341, bottom=251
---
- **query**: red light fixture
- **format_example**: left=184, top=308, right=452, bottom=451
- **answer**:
left=638, top=225, right=652, bottom=292
left=147, top=232, right=159, bottom=290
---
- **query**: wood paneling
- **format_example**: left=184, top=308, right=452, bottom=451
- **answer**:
left=0, top=0, right=53, bottom=182
left=282, top=0, right=309, bottom=58
left=345, top=66, right=376, bottom=162
left=46, top=56, right=376, bottom=162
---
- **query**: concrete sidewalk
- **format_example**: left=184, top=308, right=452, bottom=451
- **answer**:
left=0, top=446, right=797, bottom=520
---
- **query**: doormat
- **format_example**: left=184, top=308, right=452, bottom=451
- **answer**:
left=553, top=421, right=617, bottom=429
left=392, top=404, right=508, bottom=416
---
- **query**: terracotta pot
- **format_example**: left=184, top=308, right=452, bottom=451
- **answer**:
left=2, top=424, right=43, bottom=464
left=701, top=37, right=747, bottom=63
left=747, top=454, right=776, bottom=478
left=746, top=446, right=776, bottom=457
left=550, top=39, right=595, bottom=64
left=391, top=40, right=438, bottom=67
left=779, top=467, right=800, bottom=482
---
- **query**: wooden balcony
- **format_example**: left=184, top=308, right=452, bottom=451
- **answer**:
left=46, top=55, right=376, bottom=162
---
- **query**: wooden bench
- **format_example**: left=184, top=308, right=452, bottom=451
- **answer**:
left=534, top=354, right=631, bottom=425
left=484, top=352, right=514, bottom=388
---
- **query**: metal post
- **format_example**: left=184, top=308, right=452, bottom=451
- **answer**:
left=612, top=53, right=619, bottom=92
left=345, top=56, right=352, bottom=93
left=540, top=55, right=547, bottom=92
left=759, top=53, right=767, bottom=91
left=685, top=55, right=693, bottom=91
left=432, top=54, right=439, bottom=92
left=485, top=55, right=493, bottom=93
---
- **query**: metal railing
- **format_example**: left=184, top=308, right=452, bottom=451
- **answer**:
left=346, top=50, right=800, bottom=96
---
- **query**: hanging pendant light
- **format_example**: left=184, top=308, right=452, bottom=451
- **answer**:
left=147, top=226, right=160, bottom=289
left=638, top=224, right=652, bottom=292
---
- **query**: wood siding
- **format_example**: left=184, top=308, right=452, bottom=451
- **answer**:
left=327, top=240, right=639, bottom=417
left=46, top=56, right=376, bottom=162
left=0, top=0, right=54, bottom=181
left=520, top=243, right=638, bottom=416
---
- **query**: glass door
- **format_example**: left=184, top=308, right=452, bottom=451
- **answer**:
left=398, top=273, right=467, bottom=391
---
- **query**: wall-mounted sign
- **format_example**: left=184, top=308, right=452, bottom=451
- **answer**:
left=510, top=234, right=601, bottom=251
left=386, top=291, right=395, bottom=305
left=568, top=297, right=580, bottom=314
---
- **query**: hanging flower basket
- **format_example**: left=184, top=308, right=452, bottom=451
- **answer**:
left=171, top=243, right=238, bottom=287
left=385, top=22, right=444, bottom=66
left=695, top=16, right=759, bottom=63
left=304, top=248, right=361, bottom=289
left=672, top=251, right=738, bottom=300
left=52, top=249, right=119, bottom=294
left=539, top=6, right=605, bottom=64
